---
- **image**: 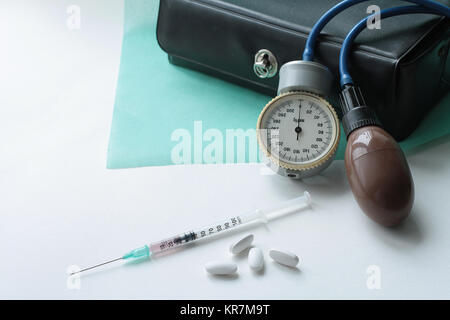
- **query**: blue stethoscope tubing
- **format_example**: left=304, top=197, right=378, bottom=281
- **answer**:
left=340, top=5, right=449, bottom=87
left=302, top=0, right=450, bottom=88
left=303, top=0, right=450, bottom=62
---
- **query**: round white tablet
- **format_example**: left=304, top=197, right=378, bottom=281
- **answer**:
left=229, top=234, right=254, bottom=254
left=269, top=249, right=299, bottom=268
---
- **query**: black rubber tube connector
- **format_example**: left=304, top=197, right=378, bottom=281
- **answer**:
left=340, top=85, right=380, bottom=138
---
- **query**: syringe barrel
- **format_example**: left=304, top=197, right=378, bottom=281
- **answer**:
left=148, top=191, right=311, bottom=256
left=149, top=215, right=245, bottom=255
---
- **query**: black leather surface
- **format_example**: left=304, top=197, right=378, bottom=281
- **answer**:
left=157, top=0, right=450, bottom=140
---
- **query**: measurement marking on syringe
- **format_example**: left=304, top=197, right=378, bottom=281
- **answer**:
left=199, top=216, right=243, bottom=238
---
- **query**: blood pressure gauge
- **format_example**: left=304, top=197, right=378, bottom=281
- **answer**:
left=257, top=60, right=340, bottom=178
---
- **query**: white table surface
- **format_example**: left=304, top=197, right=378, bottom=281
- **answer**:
left=0, top=0, right=449, bottom=299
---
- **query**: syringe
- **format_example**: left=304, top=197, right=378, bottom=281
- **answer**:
left=70, top=191, right=311, bottom=275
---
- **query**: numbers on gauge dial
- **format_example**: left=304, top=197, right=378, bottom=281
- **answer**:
left=264, top=99, right=334, bottom=164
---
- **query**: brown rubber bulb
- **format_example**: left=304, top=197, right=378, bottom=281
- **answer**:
left=345, top=126, right=414, bottom=227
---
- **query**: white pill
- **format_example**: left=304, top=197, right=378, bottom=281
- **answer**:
left=248, top=247, right=264, bottom=271
left=229, top=234, right=254, bottom=254
left=205, top=261, right=238, bottom=275
left=269, top=249, right=299, bottom=268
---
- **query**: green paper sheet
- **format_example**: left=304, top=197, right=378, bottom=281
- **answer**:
left=107, top=0, right=449, bottom=169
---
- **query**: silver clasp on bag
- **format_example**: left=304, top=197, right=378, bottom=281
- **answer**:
left=253, top=49, right=278, bottom=79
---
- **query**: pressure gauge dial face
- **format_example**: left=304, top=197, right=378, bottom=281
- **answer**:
left=257, top=91, right=340, bottom=177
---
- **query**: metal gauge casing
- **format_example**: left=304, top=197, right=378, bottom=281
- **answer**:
left=257, top=91, right=340, bottom=178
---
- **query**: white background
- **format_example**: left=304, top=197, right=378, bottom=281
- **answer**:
left=0, top=0, right=449, bottom=299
